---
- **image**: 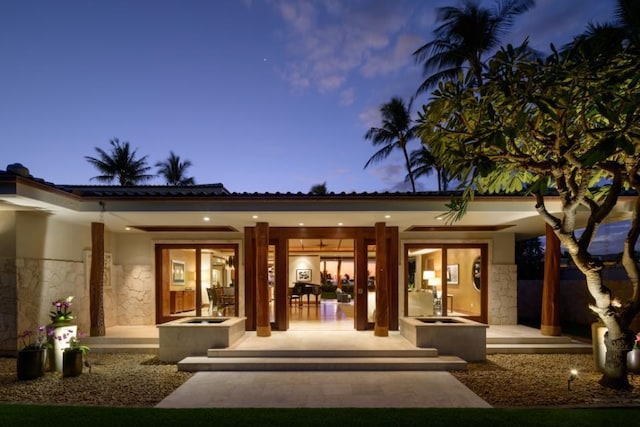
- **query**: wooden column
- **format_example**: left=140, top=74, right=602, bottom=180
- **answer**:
left=90, top=222, right=105, bottom=336
left=255, top=222, right=271, bottom=337
left=244, top=227, right=256, bottom=330
left=374, top=222, right=389, bottom=337
left=541, top=223, right=561, bottom=336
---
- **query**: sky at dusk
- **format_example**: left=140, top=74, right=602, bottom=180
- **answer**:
left=1, top=0, right=619, bottom=193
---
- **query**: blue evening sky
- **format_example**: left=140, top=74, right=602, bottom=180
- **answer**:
left=1, top=0, right=617, bottom=193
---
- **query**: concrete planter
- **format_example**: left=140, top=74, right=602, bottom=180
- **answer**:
left=400, top=316, right=488, bottom=362
left=158, top=317, right=246, bottom=362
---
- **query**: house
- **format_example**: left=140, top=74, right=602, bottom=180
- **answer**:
left=1, top=165, right=635, bottom=353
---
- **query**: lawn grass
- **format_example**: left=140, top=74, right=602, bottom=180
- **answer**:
left=0, top=405, right=634, bottom=427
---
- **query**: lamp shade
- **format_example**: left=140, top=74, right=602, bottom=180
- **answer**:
left=422, top=270, right=435, bottom=280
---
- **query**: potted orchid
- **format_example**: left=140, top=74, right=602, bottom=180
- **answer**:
left=16, top=326, right=51, bottom=380
left=59, top=330, right=90, bottom=377
left=50, top=296, right=75, bottom=325
left=48, top=296, right=78, bottom=372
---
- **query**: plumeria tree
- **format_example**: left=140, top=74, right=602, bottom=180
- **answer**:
left=416, top=39, right=640, bottom=389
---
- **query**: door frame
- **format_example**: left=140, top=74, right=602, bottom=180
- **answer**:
left=403, top=243, right=488, bottom=323
left=245, top=226, right=398, bottom=331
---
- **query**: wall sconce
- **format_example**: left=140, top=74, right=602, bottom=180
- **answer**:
left=567, top=369, right=578, bottom=391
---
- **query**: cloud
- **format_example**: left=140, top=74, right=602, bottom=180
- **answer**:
left=268, top=0, right=421, bottom=93
left=361, top=34, right=425, bottom=78
left=339, top=88, right=355, bottom=106
left=358, top=104, right=381, bottom=129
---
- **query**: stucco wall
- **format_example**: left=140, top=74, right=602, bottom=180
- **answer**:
left=16, top=212, right=95, bottom=260
left=492, top=233, right=515, bottom=264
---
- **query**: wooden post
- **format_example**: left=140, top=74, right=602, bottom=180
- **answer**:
left=541, top=223, right=561, bottom=336
left=90, top=222, right=105, bottom=336
left=374, top=222, right=389, bottom=337
left=255, top=222, right=271, bottom=337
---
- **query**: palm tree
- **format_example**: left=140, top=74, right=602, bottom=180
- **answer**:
left=413, top=0, right=535, bottom=94
left=156, top=151, right=195, bottom=185
left=364, top=97, right=418, bottom=192
left=408, top=146, right=449, bottom=192
left=310, top=182, right=327, bottom=195
left=85, top=138, right=153, bottom=185
left=563, top=0, right=639, bottom=57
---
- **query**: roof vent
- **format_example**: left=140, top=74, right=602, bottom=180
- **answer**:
left=6, top=163, right=31, bottom=177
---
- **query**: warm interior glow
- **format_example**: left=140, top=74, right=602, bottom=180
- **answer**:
left=422, top=270, right=435, bottom=281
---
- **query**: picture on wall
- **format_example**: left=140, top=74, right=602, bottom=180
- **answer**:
left=447, top=264, right=459, bottom=285
left=172, top=260, right=185, bottom=285
left=296, top=269, right=312, bottom=282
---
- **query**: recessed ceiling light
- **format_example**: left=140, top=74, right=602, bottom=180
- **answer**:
left=203, top=216, right=210, bottom=222
left=125, top=227, right=131, bottom=231
left=385, top=215, right=391, bottom=219
left=252, top=215, right=258, bottom=219
left=338, top=222, right=343, bottom=226
left=299, top=222, right=304, bottom=226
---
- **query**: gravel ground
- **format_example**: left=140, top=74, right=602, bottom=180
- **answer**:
left=2, top=353, right=640, bottom=408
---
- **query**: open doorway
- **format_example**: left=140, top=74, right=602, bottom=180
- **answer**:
left=286, top=238, right=356, bottom=330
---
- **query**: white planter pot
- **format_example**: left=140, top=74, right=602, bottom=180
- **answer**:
left=51, top=324, right=77, bottom=372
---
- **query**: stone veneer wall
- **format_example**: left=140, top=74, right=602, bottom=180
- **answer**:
left=1, top=257, right=124, bottom=352
left=0, top=258, right=17, bottom=354
left=16, top=258, right=88, bottom=338
left=488, top=264, right=517, bottom=325
left=116, top=264, right=154, bottom=325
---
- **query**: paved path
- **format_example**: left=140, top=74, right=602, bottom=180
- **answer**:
left=156, top=371, right=491, bottom=408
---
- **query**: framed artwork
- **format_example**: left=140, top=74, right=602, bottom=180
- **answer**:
left=447, top=264, right=459, bottom=285
left=172, top=260, right=185, bottom=285
left=296, top=268, right=312, bottom=282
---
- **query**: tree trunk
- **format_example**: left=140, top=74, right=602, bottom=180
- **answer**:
left=581, top=267, right=634, bottom=390
left=599, top=331, right=632, bottom=390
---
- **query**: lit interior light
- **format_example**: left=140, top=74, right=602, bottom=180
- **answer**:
left=338, top=222, right=343, bottom=226
left=299, top=222, right=304, bottom=226
left=125, top=227, right=131, bottom=231
left=435, top=214, right=446, bottom=220
left=252, top=215, right=258, bottom=219
left=203, top=217, right=210, bottom=222
left=385, top=215, right=391, bottom=219
left=612, top=299, right=622, bottom=308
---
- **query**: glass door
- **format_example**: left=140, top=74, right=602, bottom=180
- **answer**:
left=405, top=244, right=487, bottom=322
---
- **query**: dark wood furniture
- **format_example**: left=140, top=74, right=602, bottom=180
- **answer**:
left=170, top=290, right=196, bottom=313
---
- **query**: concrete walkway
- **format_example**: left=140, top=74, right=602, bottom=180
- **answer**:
left=156, top=329, right=491, bottom=408
left=156, top=371, right=491, bottom=408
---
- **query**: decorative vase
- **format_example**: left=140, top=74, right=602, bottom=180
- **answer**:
left=62, top=349, right=84, bottom=377
left=628, top=349, right=640, bottom=374
left=50, top=323, right=77, bottom=372
left=17, top=348, right=47, bottom=380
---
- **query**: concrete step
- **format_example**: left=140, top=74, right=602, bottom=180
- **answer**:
left=178, top=355, right=467, bottom=372
left=487, top=342, right=592, bottom=354
left=487, top=336, right=574, bottom=345
left=84, top=343, right=159, bottom=354
left=83, top=336, right=159, bottom=345
left=208, top=348, right=438, bottom=358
